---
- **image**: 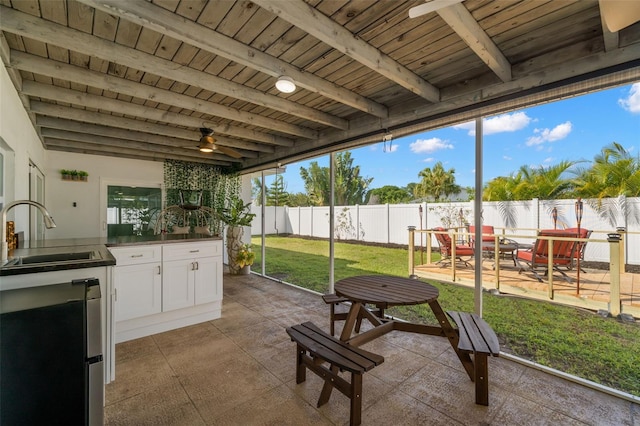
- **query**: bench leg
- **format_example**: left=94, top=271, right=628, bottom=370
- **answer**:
left=329, top=303, right=336, bottom=336
left=295, top=345, right=306, bottom=384
left=317, top=364, right=339, bottom=407
left=474, top=353, right=489, bottom=406
left=350, top=372, right=363, bottom=426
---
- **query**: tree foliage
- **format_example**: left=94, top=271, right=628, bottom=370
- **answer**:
left=572, top=142, right=640, bottom=201
left=366, top=185, right=412, bottom=204
left=483, top=161, right=578, bottom=201
left=299, top=152, right=373, bottom=206
left=265, top=175, right=289, bottom=206
left=414, top=162, right=461, bottom=202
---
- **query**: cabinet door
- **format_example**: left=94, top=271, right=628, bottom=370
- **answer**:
left=114, top=263, right=162, bottom=321
left=194, top=256, right=222, bottom=304
left=162, top=258, right=195, bottom=312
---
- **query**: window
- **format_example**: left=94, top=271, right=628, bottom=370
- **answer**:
left=107, top=186, right=162, bottom=237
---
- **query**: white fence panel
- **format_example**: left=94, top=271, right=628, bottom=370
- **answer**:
left=312, top=206, right=331, bottom=239
left=251, top=197, right=640, bottom=265
left=354, top=205, right=387, bottom=243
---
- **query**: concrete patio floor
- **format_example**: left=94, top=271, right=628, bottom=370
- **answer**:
left=105, top=272, right=639, bottom=425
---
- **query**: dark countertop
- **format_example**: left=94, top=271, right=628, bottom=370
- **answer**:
left=1, top=234, right=222, bottom=276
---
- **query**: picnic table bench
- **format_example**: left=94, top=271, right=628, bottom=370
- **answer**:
left=447, top=311, right=501, bottom=405
left=286, top=321, right=384, bottom=426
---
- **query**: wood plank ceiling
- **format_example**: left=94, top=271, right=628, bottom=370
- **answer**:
left=1, top=0, right=639, bottom=172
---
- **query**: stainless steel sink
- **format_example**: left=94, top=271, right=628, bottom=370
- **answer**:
left=3, top=251, right=103, bottom=267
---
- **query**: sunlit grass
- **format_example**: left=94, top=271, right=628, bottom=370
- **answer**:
left=252, top=235, right=640, bottom=396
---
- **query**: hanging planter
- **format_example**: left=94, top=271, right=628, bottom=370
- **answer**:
left=60, top=169, right=89, bottom=181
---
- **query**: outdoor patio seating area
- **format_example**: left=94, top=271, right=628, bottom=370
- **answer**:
left=105, top=272, right=638, bottom=425
left=411, top=228, right=640, bottom=318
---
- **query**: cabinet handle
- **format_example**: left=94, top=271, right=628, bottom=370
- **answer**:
left=191, top=262, right=196, bottom=271
left=114, top=288, right=117, bottom=302
left=195, top=261, right=199, bottom=270
left=157, top=265, right=161, bottom=275
left=189, top=250, right=200, bottom=253
left=130, top=254, right=144, bottom=258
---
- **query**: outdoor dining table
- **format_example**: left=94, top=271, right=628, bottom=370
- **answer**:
left=481, top=240, right=519, bottom=268
left=334, top=275, right=465, bottom=358
left=321, top=275, right=495, bottom=408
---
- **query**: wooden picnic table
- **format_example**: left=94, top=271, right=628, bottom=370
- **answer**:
left=334, top=275, right=464, bottom=359
left=320, top=275, right=499, bottom=407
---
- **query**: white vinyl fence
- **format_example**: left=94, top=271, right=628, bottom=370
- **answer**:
left=251, top=197, right=640, bottom=265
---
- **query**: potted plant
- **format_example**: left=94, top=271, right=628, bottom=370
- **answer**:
left=236, top=243, right=255, bottom=274
left=78, top=170, right=89, bottom=181
left=217, top=195, right=256, bottom=275
left=60, top=169, right=72, bottom=180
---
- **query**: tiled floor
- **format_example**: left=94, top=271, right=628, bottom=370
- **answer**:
left=106, top=273, right=639, bottom=425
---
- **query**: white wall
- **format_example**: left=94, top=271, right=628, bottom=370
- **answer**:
left=0, top=64, right=47, bottom=240
left=46, top=151, right=163, bottom=238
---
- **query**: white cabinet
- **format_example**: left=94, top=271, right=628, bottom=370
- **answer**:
left=109, top=246, right=162, bottom=321
left=109, top=240, right=223, bottom=344
left=162, top=242, right=222, bottom=312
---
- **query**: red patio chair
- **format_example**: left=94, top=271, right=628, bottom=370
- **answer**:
left=516, top=230, right=579, bottom=282
left=433, top=227, right=474, bottom=267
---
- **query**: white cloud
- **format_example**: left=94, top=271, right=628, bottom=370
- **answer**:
left=453, top=112, right=532, bottom=136
left=525, top=121, right=572, bottom=146
left=385, top=144, right=399, bottom=153
left=618, top=83, right=640, bottom=114
left=503, top=155, right=512, bottom=161
left=543, top=157, right=555, bottom=164
left=410, top=137, right=453, bottom=153
left=422, top=157, right=435, bottom=163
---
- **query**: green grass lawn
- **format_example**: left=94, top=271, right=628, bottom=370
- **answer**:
left=253, top=235, right=640, bottom=397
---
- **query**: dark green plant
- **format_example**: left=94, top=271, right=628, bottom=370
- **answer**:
left=217, top=195, right=256, bottom=227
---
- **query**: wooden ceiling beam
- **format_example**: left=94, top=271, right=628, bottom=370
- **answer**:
left=35, top=115, right=265, bottom=159
left=253, top=0, right=440, bottom=103
left=437, top=3, right=512, bottom=82
left=0, top=5, right=347, bottom=129
left=78, top=0, right=388, bottom=119
left=31, top=104, right=274, bottom=155
left=20, top=76, right=294, bottom=147
left=40, top=128, right=240, bottom=163
left=45, top=139, right=228, bottom=165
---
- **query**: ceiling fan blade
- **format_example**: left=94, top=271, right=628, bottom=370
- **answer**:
left=213, top=144, right=243, bottom=159
left=599, top=0, right=640, bottom=32
left=408, top=0, right=464, bottom=19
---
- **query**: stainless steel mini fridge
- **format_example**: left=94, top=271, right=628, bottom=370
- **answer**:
left=0, top=278, right=104, bottom=425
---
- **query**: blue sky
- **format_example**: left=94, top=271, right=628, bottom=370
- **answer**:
left=276, top=83, right=640, bottom=194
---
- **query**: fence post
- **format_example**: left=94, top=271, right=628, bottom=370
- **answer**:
left=608, top=233, right=622, bottom=317
left=386, top=203, right=391, bottom=244
left=356, top=204, right=360, bottom=241
left=408, top=226, right=416, bottom=276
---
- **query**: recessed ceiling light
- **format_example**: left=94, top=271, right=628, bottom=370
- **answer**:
left=275, top=76, right=296, bottom=93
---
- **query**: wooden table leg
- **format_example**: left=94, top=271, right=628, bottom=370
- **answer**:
left=319, top=302, right=364, bottom=405
left=428, top=300, right=475, bottom=380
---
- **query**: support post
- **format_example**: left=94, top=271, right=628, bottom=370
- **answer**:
left=616, top=227, right=626, bottom=274
left=608, top=233, right=621, bottom=317
left=408, top=226, right=416, bottom=276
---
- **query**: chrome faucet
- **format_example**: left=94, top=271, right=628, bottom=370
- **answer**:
left=1, top=200, right=56, bottom=263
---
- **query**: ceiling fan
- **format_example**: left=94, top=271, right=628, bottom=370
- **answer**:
left=198, top=128, right=242, bottom=159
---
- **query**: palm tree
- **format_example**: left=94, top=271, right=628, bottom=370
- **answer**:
left=573, top=142, right=640, bottom=200
left=572, top=142, right=640, bottom=226
left=414, top=162, right=460, bottom=202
